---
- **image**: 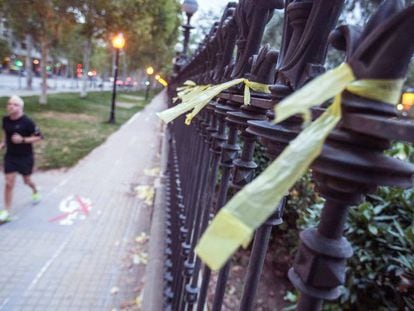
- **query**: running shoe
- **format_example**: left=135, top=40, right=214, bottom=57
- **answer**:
left=32, top=193, right=42, bottom=205
left=0, top=210, right=10, bottom=222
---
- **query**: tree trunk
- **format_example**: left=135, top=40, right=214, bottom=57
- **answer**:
left=25, top=34, right=33, bottom=90
left=122, top=52, right=127, bottom=81
left=68, top=60, right=73, bottom=88
left=80, top=38, right=91, bottom=98
left=39, top=37, right=48, bottom=104
left=65, top=61, right=69, bottom=78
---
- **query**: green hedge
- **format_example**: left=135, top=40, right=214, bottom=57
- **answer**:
left=263, top=143, right=414, bottom=310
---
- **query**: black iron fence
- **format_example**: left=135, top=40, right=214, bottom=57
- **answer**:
left=162, top=0, right=414, bottom=310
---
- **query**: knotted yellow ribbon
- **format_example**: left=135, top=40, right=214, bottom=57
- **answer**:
left=159, top=83, right=211, bottom=123
left=174, top=80, right=198, bottom=102
left=177, top=80, right=196, bottom=89
left=157, top=79, right=270, bottom=125
left=195, top=63, right=404, bottom=271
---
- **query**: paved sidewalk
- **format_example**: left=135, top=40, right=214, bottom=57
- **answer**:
left=0, top=91, right=167, bottom=310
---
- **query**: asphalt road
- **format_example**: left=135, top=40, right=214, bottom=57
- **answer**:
left=0, top=73, right=112, bottom=97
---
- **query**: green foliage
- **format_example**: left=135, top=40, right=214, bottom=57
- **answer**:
left=386, top=142, right=414, bottom=162
left=190, top=9, right=221, bottom=50
left=70, top=0, right=114, bottom=39
left=262, top=10, right=284, bottom=50
left=66, top=0, right=181, bottom=75
left=344, top=0, right=414, bottom=24
left=278, top=143, right=414, bottom=310
left=53, top=23, right=84, bottom=69
left=406, top=61, right=414, bottom=88
left=90, top=43, right=112, bottom=77
left=340, top=187, right=414, bottom=310
left=252, top=142, right=270, bottom=176
left=3, top=0, right=75, bottom=44
left=2, top=0, right=181, bottom=86
left=3, top=0, right=76, bottom=103
left=268, top=172, right=322, bottom=277
left=118, top=0, right=181, bottom=72
left=0, top=37, right=10, bottom=60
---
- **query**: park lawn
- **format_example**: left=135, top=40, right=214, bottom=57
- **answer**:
left=0, top=91, right=150, bottom=170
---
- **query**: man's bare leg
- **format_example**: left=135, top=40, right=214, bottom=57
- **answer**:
left=5, top=173, right=16, bottom=211
left=23, top=175, right=38, bottom=194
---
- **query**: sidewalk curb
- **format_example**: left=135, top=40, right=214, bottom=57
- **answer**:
left=142, top=122, right=169, bottom=311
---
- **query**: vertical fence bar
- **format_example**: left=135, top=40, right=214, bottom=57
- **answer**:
left=185, top=105, right=221, bottom=310
left=239, top=199, right=285, bottom=311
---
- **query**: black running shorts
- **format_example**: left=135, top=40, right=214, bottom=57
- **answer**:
left=4, top=154, right=34, bottom=176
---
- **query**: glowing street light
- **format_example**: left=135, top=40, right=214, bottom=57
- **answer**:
left=112, top=33, right=126, bottom=49
left=154, top=74, right=168, bottom=87
left=109, top=33, right=125, bottom=124
left=145, top=66, right=155, bottom=101
left=146, top=66, right=154, bottom=75
left=402, top=88, right=414, bottom=111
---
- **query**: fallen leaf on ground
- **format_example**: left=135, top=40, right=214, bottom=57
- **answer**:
left=120, top=300, right=137, bottom=309
left=133, top=283, right=144, bottom=293
left=136, top=293, right=143, bottom=308
left=132, top=252, right=148, bottom=265
left=135, top=185, right=155, bottom=206
left=110, top=286, right=120, bottom=295
left=144, top=167, right=160, bottom=177
left=135, top=232, right=149, bottom=244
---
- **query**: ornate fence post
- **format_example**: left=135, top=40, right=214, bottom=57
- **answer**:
left=173, top=6, right=241, bottom=310
left=166, top=26, right=223, bottom=309
left=243, top=0, right=345, bottom=310
left=287, top=2, right=414, bottom=310
left=194, top=2, right=284, bottom=310
left=177, top=28, right=225, bottom=310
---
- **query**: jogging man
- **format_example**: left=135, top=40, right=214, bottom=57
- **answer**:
left=0, top=95, right=42, bottom=222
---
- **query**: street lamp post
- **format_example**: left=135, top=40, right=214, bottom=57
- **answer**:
left=181, top=0, right=198, bottom=56
left=109, top=33, right=125, bottom=124
left=145, top=66, right=154, bottom=101
left=145, top=81, right=151, bottom=101
left=16, top=59, right=23, bottom=89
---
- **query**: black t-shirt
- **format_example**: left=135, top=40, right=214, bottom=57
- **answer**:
left=2, top=115, right=42, bottom=156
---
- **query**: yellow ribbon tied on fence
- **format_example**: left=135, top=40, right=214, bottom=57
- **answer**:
left=156, top=79, right=270, bottom=125
left=195, top=63, right=404, bottom=271
left=174, top=80, right=198, bottom=102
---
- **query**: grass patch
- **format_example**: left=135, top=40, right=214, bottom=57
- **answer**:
left=0, top=91, right=151, bottom=170
left=117, top=93, right=145, bottom=103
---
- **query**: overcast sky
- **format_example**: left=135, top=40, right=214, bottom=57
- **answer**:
left=177, top=0, right=233, bottom=51
left=196, top=0, right=228, bottom=14
left=191, top=0, right=229, bottom=27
